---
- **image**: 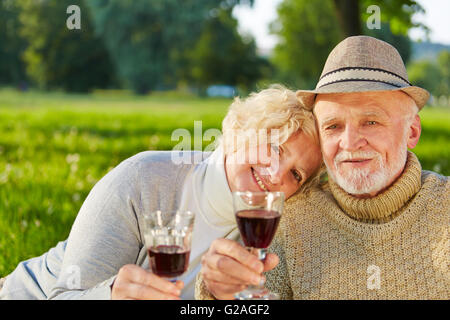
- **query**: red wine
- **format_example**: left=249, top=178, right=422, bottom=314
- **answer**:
left=148, top=245, right=190, bottom=278
left=235, top=209, right=281, bottom=248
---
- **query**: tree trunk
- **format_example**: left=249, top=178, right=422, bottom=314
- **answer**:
left=332, top=0, right=362, bottom=37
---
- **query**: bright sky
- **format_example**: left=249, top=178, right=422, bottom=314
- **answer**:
left=233, top=0, right=450, bottom=51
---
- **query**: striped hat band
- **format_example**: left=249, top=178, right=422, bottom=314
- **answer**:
left=317, top=67, right=412, bottom=89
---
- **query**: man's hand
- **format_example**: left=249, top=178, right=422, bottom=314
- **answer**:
left=200, top=238, right=279, bottom=300
left=111, top=264, right=184, bottom=300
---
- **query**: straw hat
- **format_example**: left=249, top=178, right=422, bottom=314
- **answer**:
left=296, top=36, right=430, bottom=110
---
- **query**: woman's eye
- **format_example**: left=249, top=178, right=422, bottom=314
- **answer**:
left=292, top=170, right=302, bottom=183
left=326, top=124, right=338, bottom=130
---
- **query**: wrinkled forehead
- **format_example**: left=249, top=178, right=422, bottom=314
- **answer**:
left=313, top=91, right=413, bottom=121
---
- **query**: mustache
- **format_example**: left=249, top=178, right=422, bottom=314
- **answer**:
left=334, top=150, right=382, bottom=163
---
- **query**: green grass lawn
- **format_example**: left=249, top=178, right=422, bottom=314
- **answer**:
left=0, top=87, right=449, bottom=276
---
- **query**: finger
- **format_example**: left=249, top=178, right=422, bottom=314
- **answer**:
left=124, top=283, right=181, bottom=300
left=205, top=279, right=247, bottom=298
left=201, top=264, right=248, bottom=285
left=206, top=253, right=262, bottom=286
left=120, top=265, right=181, bottom=296
left=263, top=253, right=279, bottom=272
left=211, top=239, right=263, bottom=273
left=174, top=280, right=184, bottom=290
left=142, top=273, right=182, bottom=296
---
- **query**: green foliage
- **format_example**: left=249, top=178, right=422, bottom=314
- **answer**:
left=436, top=51, right=450, bottom=96
left=16, top=0, right=117, bottom=92
left=185, top=8, right=268, bottom=92
left=0, top=0, right=28, bottom=85
left=408, top=51, right=450, bottom=97
left=360, top=0, right=427, bottom=36
left=272, top=0, right=426, bottom=87
left=407, top=60, right=442, bottom=95
left=270, top=0, right=341, bottom=88
left=85, top=0, right=255, bottom=94
left=1, top=0, right=258, bottom=93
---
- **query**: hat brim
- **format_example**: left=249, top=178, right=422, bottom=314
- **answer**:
left=296, top=81, right=430, bottom=111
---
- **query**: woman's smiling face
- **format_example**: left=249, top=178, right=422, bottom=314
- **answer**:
left=224, top=130, right=322, bottom=199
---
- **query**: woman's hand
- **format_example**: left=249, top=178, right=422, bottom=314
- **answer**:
left=111, top=264, right=184, bottom=300
left=200, top=238, right=279, bottom=300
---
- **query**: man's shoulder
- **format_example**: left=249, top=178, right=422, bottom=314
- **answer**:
left=421, top=170, right=449, bottom=189
left=419, top=170, right=449, bottom=208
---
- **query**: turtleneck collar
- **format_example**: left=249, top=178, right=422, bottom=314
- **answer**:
left=328, top=151, right=422, bottom=223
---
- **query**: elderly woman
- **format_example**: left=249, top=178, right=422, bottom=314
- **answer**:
left=0, top=85, right=322, bottom=300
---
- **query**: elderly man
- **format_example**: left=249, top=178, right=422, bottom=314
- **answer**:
left=196, top=36, right=449, bottom=300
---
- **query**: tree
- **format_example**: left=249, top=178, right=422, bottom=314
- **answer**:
left=0, top=0, right=28, bottom=86
left=333, top=0, right=362, bottom=36
left=407, top=60, right=442, bottom=96
left=360, top=0, right=427, bottom=36
left=185, top=8, right=267, bottom=92
left=436, top=51, right=450, bottom=97
left=271, top=0, right=427, bottom=88
left=270, top=0, right=341, bottom=88
left=332, top=0, right=427, bottom=38
left=17, top=0, right=117, bottom=92
left=86, top=0, right=254, bottom=94
left=407, top=51, right=450, bottom=97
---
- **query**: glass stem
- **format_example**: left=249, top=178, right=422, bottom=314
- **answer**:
left=247, top=247, right=267, bottom=289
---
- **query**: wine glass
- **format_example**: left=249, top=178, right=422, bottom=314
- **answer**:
left=143, top=210, right=195, bottom=282
left=232, top=191, right=285, bottom=300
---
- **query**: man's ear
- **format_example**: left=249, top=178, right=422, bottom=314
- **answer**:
left=407, top=114, right=421, bottom=149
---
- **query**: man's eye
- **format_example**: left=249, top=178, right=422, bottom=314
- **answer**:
left=292, top=170, right=302, bottom=183
left=367, top=121, right=377, bottom=125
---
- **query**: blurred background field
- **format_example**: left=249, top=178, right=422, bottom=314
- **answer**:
left=1, top=0, right=449, bottom=277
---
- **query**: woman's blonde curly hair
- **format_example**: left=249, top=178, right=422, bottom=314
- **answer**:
left=220, top=84, right=325, bottom=194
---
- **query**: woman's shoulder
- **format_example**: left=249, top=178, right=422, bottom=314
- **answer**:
left=125, top=150, right=212, bottom=168
left=116, top=150, right=212, bottom=188
left=91, top=151, right=211, bottom=193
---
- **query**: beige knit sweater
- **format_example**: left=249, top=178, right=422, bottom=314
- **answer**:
left=196, top=152, right=449, bottom=299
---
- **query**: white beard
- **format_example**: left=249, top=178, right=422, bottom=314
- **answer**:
left=327, top=148, right=407, bottom=195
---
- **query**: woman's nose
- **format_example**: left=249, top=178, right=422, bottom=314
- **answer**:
left=268, top=170, right=281, bottom=185
left=266, top=159, right=286, bottom=185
